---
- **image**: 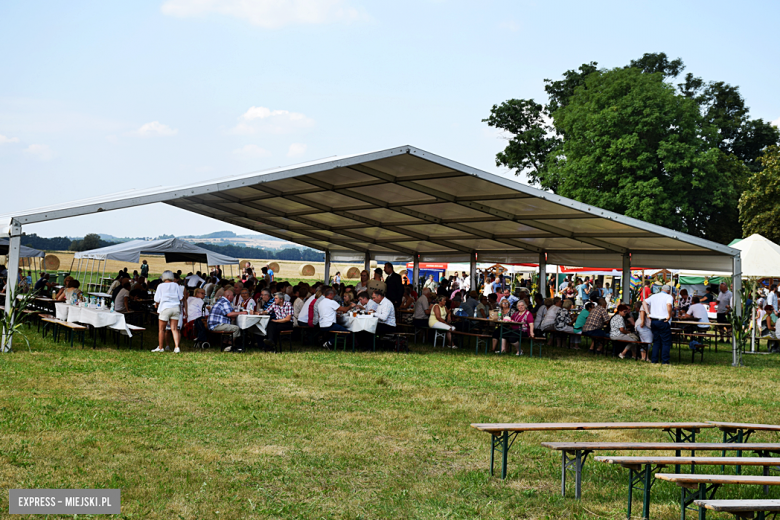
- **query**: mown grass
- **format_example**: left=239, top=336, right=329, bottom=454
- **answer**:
left=1, top=326, right=779, bottom=519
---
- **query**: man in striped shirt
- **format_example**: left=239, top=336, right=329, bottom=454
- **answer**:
left=208, top=288, right=246, bottom=352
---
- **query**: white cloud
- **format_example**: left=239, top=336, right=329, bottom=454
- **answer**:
left=0, top=134, right=20, bottom=144
left=287, top=143, right=307, bottom=157
left=161, top=0, right=364, bottom=29
left=136, top=121, right=178, bottom=137
left=231, top=106, right=314, bottom=135
left=772, top=117, right=780, bottom=127
left=23, top=144, right=53, bottom=161
left=232, top=144, right=272, bottom=158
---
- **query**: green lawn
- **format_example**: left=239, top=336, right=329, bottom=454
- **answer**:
left=1, top=325, right=779, bottom=519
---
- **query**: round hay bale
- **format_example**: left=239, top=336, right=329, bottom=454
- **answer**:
left=43, top=255, right=60, bottom=270
left=268, top=262, right=280, bottom=274
left=346, top=266, right=361, bottom=279
left=299, top=264, right=316, bottom=277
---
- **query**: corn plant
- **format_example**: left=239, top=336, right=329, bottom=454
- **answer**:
left=1, top=290, right=37, bottom=353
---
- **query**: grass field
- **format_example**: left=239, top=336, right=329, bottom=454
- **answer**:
left=1, top=324, right=779, bottom=519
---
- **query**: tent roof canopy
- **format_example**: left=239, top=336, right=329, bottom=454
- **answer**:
left=1, top=145, right=739, bottom=271
left=73, top=238, right=239, bottom=266
left=0, top=238, right=45, bottom=258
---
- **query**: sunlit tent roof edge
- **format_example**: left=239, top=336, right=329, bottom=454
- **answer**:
left=72, top=238, right=239, bottom=266
left=0, top=145, right=739, bottom=271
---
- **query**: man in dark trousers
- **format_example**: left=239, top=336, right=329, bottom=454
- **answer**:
left=384, top=262, right=403, bottom=308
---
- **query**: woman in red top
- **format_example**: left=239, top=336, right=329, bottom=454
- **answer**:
left=505, top=300, right=535, bottom=356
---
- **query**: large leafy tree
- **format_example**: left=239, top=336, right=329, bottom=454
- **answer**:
left=484, top=53, right=779, bottom=244
left=739, top=146, right=780, bottom=243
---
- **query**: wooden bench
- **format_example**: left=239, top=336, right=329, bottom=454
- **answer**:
left=41, top=317, right=87, bottom=347
left=597, top=456, right=780, bottom=520
left=611, top=338, right=653, bottom=359
left=542, top=441, right=780, bottom=500
left=695, top=499, right=780, bottom=519
left=656, top=473, right=780, bottom=519
left=452, top=330, right=492, bottom=354
left=275, top=329, right=294, bottom=353
left=470, top=421, right=711, bottom=482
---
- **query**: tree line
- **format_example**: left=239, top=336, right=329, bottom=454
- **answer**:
left=484, top=52, right=780, bottom=244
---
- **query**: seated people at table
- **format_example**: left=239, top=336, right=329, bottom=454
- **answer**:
left=539, top=297, right=561, bottom=334
left=62, top=280, right=82, bottom=303
left=255, top=289, right=273, bottom=313
left=412, top=288, right=432, bottom=328
left=185, top=287, right=209, bottom=348
left=318, top=288, right=354, bottom=349
left=202, top=277, right=216, bottom=298
left=371, top=290, right=397, bottom=336
left=207, top=288, right=246, bottom=352
left=571, top=301, right=593, bottom=350
left=355, top=270, right=370, bottom=294
left=298, top=287, right=321, bottom=327
left=459, top=290, right=480, bottom=318
left=152, top=271, right=184, bottom=354
left=612, top=304, right=640, bottom=358
left=582, top=297, right=610, bottom=353
left=679, top=295, right=711, bottom=334
left=354, top=291, right=373, bottom=312
left=499, top=289, right=518, bottom=309
left=107, top=276, right=122, bottom=295
left=761, top=305, right=779, bottom=351
left=504, top=300, right=535, bottom=355
left=292, top=283, right=309, bottom=326
left=237, top=288, right=256, bottom=314
left=491, top=299, right=514, bottom=352
left=33, top=273, right=53, bottom=296
left=54, top=276, right=74, bottom=301
left=400, top=286, right=416, bottom=310
left=475, top=295, right=489, bottom=319
left=553, top=300, right=574, bottom=347
left=115, top=281, right=131, bottom=313
left=428, top=295, right=455, bottom=348
left=185, top=271, right=205, bottom=288
left=262, top=292, right=294, bottom=347
left=112, top=277, right=130, bottom=302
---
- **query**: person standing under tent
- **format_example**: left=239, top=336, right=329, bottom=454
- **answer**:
left=140, top=259, right=149, bottom=279
left=643, top=284, right=674, bottom=364
left=333, top=271, right=341, bottom=285
left=152, top=270, right=184, bottom=353
left=384, top=263, right=403, bottom=308
left=767, top=284, right=778, bottom=312
left=716, top=282, right=733, bottom=342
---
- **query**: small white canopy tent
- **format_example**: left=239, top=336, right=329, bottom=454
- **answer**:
left=71, top=238, right=239, bottom=292
left=0, top=239, right=45, bottom=259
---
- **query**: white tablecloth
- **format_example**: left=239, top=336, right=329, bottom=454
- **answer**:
left=236, top=314, right=271, bottom=335
left=55, top=303, right=132, bottom=336
left=339, top=314, right=378, bottom=334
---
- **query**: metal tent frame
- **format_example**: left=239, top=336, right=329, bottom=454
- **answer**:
left=0, top=145, right=742, bottom=363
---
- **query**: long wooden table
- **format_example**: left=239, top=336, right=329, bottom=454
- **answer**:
left=470, top=422, right=711, bottom=482
left=695, top=499, right=780, bottom=520
left=709, top=422, right=780, bottom=474
left=596, top=456, right=780, bottom=520
left=656, top=473, right=780, bottom=520
left=541, top=442, right=780, bottom=500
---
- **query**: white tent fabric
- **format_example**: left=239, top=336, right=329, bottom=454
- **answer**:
left=730, top=234, right=780, bottom=278
left=73, top=238, right=239, bottom=265
left=0, top=239, right=45, bottom=258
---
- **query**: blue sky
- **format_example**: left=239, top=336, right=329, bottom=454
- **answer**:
left=2, top=0, right=778, bottom=238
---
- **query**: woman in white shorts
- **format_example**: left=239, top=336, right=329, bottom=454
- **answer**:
left=152, top=270, right=184, bottom=353
left=428, top=295, right=456, bottom=348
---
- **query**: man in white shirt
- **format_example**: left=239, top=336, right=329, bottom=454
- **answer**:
left=643, top=284, right=674, bottom=364
left=680, top=295, right=710, bottom=334
left=767, top=285, right=778, bottom=311
left=317, top=288, right=353, bottom=349
left=716, top=282, right=733, bottom=341
left=185, top=272, right=205, bottom=289
left=461, top=271, right=470, bottom=292
left=371, top=290, right=396, bottom=336
left=298, top=291, right=319, bottom=327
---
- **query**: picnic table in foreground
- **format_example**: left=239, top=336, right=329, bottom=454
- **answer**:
left=694, top=499, right=780, bottom=520
left=596, top=456, right=780, bottom=520
left=708, top=422, right=780, bottom=473
left=470, top=422, right=712, bottom=480
left=656, top=473, right=780, bottom=519
left=541, top=442, right=780, bottom=500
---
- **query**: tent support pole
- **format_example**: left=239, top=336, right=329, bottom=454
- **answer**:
left=469, top=252, right=477, bottom=295
left=324, top=251, right=331, bottom=284
left=364, top=252, right=371, bottom=273
left=100, top=260, right=106, bottom=293
left=413, top=254, right=420, bottom=292
left=3, top=220, right=22, bottom=352
left=733, top=253, right=742, bottom=367
left=622, top=253, right=631, bottom=304
left=538, top=252, right=547, bottom=298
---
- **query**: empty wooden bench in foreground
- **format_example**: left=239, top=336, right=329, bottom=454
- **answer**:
left=596, top=456, right=780, bottom=520
left=656, top=473, right=780, bottom=520
left=470, top=421, right=711, bottom=481
left=709, top=422, right=780, bottom=473
left=541, top=442, right=780, bottom=500
left=695, top=499, right=780, bottom=520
